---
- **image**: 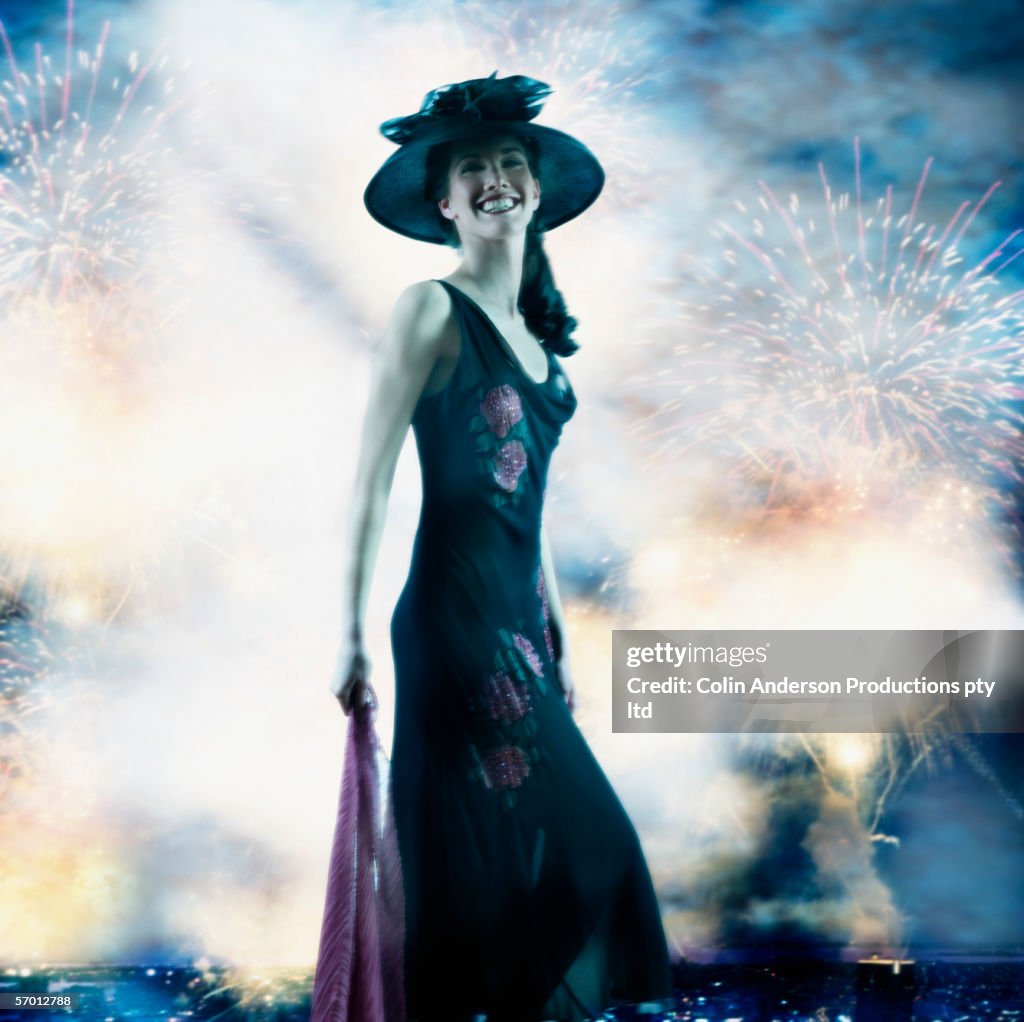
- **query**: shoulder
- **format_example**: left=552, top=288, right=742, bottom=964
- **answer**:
left=387, top=280, right=458, bottom=355
left=392, top=280, right=454, bottom=333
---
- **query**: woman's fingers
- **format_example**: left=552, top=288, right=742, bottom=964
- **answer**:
left=340, top=675, right=378, bottom=717
left=340, top=674, right=364, bottom=715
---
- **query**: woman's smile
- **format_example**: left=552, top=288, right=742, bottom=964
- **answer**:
left=477, top=194, right=521, bottom=214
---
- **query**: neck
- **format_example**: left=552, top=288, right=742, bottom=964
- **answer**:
left=450, top=233, right=527, bottom=318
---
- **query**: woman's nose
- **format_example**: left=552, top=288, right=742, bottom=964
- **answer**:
left=484, top=161, right=507, bottom=188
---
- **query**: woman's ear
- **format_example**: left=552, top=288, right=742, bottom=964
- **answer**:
left=532, top=179, right=541, bottom=211
left=438, top=197, right=456, bottom=221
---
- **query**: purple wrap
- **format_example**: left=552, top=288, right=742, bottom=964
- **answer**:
left=310, top=698, right=406, bottom=1022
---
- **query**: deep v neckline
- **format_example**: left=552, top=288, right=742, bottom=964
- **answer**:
left=439, top=280, right=551, bottom=386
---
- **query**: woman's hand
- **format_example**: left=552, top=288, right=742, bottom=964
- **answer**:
left=330, top=637, right=377, bottom=716
left=555, top=656, right=576, bottom=714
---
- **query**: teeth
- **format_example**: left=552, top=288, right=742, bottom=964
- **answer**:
left=480, top=196, right=517, bottom=213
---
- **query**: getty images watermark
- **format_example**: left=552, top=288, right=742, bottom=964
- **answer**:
left=611, top=631, right=1024, bottom=733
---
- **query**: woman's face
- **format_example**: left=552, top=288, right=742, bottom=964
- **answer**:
left=437, top=134, right=541, bottom=243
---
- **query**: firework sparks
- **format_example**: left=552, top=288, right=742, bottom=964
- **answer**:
left=0, top=0, right=183, bottom=307
left=445, top=0, right=664, bottom=207
left=0, top=2, right=263, bottom=625
left=0, top=593, right=69, bottom=821
left=643, top=140, right=1024, bottom=524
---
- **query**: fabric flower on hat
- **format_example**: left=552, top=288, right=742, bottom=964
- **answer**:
left=380, top=72, right=551, bottom=144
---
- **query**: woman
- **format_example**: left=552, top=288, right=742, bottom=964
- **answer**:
left=329, top=74, right=671, bottom=1022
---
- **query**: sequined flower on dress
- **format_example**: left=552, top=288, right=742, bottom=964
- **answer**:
left=536, top=566, right=555, bottom=663
left=467, top=626, right=550, bottom=808
left=482, top=671, right=532, bottom=722
left=468, top=383, right=531, bottom=508
left=480, top=745, right=531, bottom=792
left=513, top=631, right=544, bottom=678
left=480, top=385, right=523, bottom=439
left=494, top=441, right=528, bottom=492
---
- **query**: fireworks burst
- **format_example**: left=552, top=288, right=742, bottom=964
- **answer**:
left=645, top=140, right=1024, bottom=523
left=448, top=0, right=662, bottom=206
left=0, top=3, right=254, bottom=625
left=0, top=0, right=183, bottom=307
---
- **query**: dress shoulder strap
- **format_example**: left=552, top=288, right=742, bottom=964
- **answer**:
left=433, top=278, right=494, bottom=372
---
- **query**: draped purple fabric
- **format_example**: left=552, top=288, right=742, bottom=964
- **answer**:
left=310, top=700, right=406, bottom=1022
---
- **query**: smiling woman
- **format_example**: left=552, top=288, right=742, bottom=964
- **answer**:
left=437, top=137, right=540, bottom=226
left=311, top=74, right=673, bottom=1022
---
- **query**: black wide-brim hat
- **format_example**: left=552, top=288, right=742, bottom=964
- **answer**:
left=364, top=73, right=605, bottom=245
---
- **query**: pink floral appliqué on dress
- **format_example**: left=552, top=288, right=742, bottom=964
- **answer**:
left=513, top=632, right=544, bottom=678
left=467, top=628, right=548, bottom=808
left=480, top=385, right=523, bottom=439
left=482, top=671, right=532, bottom=723
left=480, top=745, right=531, bottom=792
left=536, top=566, right=555, bottom=663
left=494, top=440, right=527, bottom=492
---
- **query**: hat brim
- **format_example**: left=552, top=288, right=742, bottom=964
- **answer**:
left=363, top=121, right=604, bottom=245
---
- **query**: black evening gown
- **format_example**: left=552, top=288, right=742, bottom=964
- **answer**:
left=388, top=280, right=672, bottom=1022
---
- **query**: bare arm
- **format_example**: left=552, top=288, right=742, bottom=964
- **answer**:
left=540, top=520, right=576, bottom=712
left=333, top=281, right=456, bottom=710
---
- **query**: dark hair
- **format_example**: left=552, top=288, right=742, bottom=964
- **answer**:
left=424, top=135, right=579, bottom=356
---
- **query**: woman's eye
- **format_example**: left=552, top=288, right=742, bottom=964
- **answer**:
left=460, top=163, right=484, bottom=173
